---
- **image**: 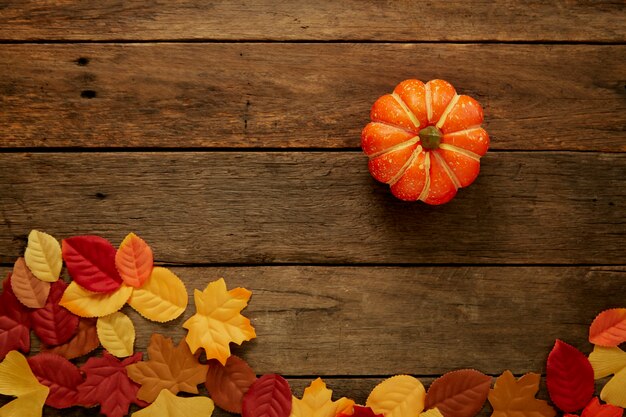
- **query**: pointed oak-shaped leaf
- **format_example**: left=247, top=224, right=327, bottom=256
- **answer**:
left=78, top=352, right=144, bottom=417
left=183, top=278, right=256, bottom=364
left=28, top=352, right=84, bottom=409
left=0, top=351, right=49, bottom=417
left=0, top=275, right=31, bottom=360
left=60, top=281, right=133, bottom=318
left=97, top=311, right=135, bottom=358
left=205, top=355, right=256, bottom=413
left=425, top=369, right=491, bottom=417
left=242, top=374, right=292, bottom=417
left=62, top=235, right=123, bottom=293
left=291, top=378, right=354, bottom=417
left=11, top=257, right=50, bottom=308
left=42, top=318, right=99, bottom=359
left=581, top=397, right=624, bottom=417
left=338, top=405, right=384, bottom=417
left=24, top=230, right=62, bottom=283
left=128, top=267, right=187, bottom=323
left=589, top=346, right=626, bottom=408
left=126, top=334, right=208, bottom=403
left=115, top=232, right=154, bottom=288
left=590, top=309, right=626, bottom=347
left=547, top=340, right=595, bottom=413
left=132, top=389, right=215, bottom=417
left=488, top=370, right=555, bottom=417
left=367, top=375, right=426, bottom=417
left=31, top=280, right=79, bottom=346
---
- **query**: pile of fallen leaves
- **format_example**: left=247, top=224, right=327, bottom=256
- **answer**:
left=0, top=230, right=624, bottom=417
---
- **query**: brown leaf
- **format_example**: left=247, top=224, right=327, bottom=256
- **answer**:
left=11, top=257, right=50, bottom=308
left=489, top=371, right=556, bottom=417
left=42, top=318, right=100, bottom=359
left=126, top=333, right=209, bottom=403
left=425, top=369, right=491, bottom=417
left=205, top=355, right=257, bottom=413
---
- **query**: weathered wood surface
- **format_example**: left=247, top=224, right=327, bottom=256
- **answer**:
left=1, top=152, right=624, bottom=265
left=1, top=44, right=624, bottom=151
left=0, top=0, right=624, bottom=42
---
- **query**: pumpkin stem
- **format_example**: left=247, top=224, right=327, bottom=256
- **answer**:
left=418, top=126, right=442, bottom=150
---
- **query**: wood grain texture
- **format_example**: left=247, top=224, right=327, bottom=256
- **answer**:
left=0, top=0, right=624, bottom=42
left=0, top=151, right=624, bottom=265
left=1, top=44, right=624, bottom=151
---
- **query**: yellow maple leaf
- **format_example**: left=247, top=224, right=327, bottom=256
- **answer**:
left=419, top=409, right=444, bottom=417
left=366, top=375, right=425, bottom=417
left=24, top=230, right=62, bottom=283
left=291, top=378, right=355, bottom=417
left=488, top=371, right=555, bottom=417
left=589, top=346, right=626, bottom=407
left=97, top=311, right=135, bottom=358
left=132, top=389, right=214, bottom=417
left=0, top=351, right=49, bottom=417
left=182, top=278, right=256, bottom=365
left=60, top=281, right=133, bottom=318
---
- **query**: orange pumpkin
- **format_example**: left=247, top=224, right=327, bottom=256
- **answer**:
left=361, top=79, right=489, bottom=204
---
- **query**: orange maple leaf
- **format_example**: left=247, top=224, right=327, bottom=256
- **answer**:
left=489, top=371, right=556, bottom=417
left=126, top=333, right=209, bottom=403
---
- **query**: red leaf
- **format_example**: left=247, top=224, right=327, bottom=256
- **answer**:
left=31, top=280, right=79, bottom=346
left=546, top=340, right=595, bottom=413
left=582, top=397, right=624, bottom=417
left=339, top=405, right=384, bottom=417
left=0, top=274, right=31, bottom=359
left=242, top=374, right=292, bottom=417
left=205, top=355, right=257, bottom=413
left=62, top=235, right=122, bottom=293
left=589, top=309, right=626, bottom=347
left=424, top=369, right=492, bottom=417
left=78, top=352, right=144, bottom=417
left=28, top=352, right=84, bottom=409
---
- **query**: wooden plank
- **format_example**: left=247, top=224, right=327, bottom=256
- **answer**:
left=0, top=151, right=624, bottom=265
left=0, top=1, right=624, bottom=42
left=1, top=44, right=624, bottom=151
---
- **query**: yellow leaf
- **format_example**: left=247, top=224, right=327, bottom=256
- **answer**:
left=601, top=367, right=626, bottom=408
left=128, top=267, right=188, bottom=323
left=97, top=312, right=135, bottom=357
left=589, top=346, right=626, bottom=378
left=0, top=351, right=49, bottom=417
left=60, top=281, right=133, bottom=318
left=291, top=378, right=355, bottom=417
left=419, top=409, right=444, bottom=417
left=182, top=278, right=256, bottom=365
left=24, top=230, right=61, bottom=283
left=366, top=375, right=426, bottom=417
left=132, top=389, right=214, bottom=417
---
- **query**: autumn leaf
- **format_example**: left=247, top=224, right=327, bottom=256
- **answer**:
left=580, top=397, right=624, bottom=417
left=132, top=389, right=215, bottom=417
left=28, top=352, right=84, bottom=409
left=589, top=309, right=626, bottom=347
left=488, top=370, right=555, bottom=417
left=0, top=275, right=31, bottom=360
left=547, top=340, right=595, bottom=413
left=242, top=374, right=292, bottom=417
left=366, top=375, right=426, bottom=417
left=42, top=318, right=99, bottom=359
left=24, top=230, right=62, bottom=283
left=78, top=352, right=145, bottom=417
left=10, top=257, right=50, bottom=308
left=126, top=333, right=209, bottom=403
left=424, top=369, right=491, bottom=417
left=115, top=232, right=154, bottom=288
left=128, top=267, right=188, bottom=323
left=60, top=281, right=133, bottom=318
left=183, top=278, right=256, bottom=364
left=31, top=280, right=79, bottom=346
left=97, top=311, right=135, bottom=357
left=589, top=346, right=626, bottom=408
left=0, top=351, right=49, bottom=417
left=291, top=378, right=355, bottom=417
left=62, top=235, right=123, bottom=293
left=205, top=355, right=257, bottom=413
left=338, top=405, right=384, bottom=417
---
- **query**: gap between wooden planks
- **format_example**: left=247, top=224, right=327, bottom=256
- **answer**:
left=1, top=44, right=624, bottom=151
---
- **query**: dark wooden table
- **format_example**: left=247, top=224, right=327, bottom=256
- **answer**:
left=1, top=1, right=625, bottom=416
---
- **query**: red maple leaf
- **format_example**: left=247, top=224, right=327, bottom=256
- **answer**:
left=78, top=352, right=145, bottom=417
left=28, top=352, right=84, bottom=408
left=0, top=274, right=31, bottom=360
